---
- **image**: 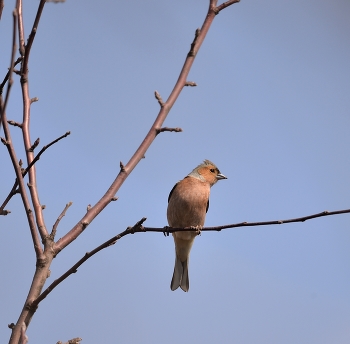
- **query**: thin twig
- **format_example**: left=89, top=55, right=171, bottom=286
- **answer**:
left=0, top=9, right=17, bottom=128
left=21, top=0, right=46, bottom=77
left=35, top=206, right=350, bottom=307
left=7, top=120, right=22, bottom=128
left=50, top=202, right=73, bottom=239
left=215, top=0, right=240, bottom=13
left=0, top=57, right=23, bottom=93
left=0, top=131, right=71, bottom=214
left=156, top=127, right=183, bottom=134
left=185, top=81, right=197, bottom=87
left=151, top=208, right=350, bottom=232
left=154, top=90, right=164, bottom=107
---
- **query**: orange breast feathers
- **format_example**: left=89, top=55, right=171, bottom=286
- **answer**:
left=167, top=176, right=210, bottom=229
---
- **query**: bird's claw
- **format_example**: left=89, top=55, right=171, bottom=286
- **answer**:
left=163, top=226, right=170, bottom=237
left=190, top=225, right=202, bottom=236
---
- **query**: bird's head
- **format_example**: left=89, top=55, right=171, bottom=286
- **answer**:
left=188, top=159, right=227, bottom=186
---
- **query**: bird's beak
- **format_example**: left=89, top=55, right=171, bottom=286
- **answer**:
left=216, top=173, right=227, bottom=180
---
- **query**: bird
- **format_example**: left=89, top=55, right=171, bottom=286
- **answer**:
left=167, top=159, right=227, bottom=292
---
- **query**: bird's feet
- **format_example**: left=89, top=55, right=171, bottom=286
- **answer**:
left=163, top=226, right=170, bottom=237
left=190, top=225, right=202, bottom=236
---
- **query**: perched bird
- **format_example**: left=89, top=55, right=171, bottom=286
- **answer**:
left=167, top=159, right=227, bottom=292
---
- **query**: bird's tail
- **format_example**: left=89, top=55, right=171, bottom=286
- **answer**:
left=170, top=255, right=189, bottom=292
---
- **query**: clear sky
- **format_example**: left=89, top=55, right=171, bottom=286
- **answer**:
left=1, top=0, right=350, bottom=343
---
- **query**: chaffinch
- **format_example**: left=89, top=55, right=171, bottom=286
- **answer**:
left=167, top=159, right=227, bottom=292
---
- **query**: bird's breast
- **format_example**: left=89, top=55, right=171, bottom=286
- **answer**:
left=167, top=177, right=210, bottom=228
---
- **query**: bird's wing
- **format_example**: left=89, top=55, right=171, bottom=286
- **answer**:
left=168, top=182, right=179, bottom=203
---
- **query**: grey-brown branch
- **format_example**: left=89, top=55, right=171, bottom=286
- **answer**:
left=32, top=207, right=349, bottom=309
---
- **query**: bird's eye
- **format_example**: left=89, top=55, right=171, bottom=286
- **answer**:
left=210, top=168, right=215, bottom=173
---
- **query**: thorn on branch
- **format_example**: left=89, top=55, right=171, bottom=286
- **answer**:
left=13, top=69, right=21, bottom=75
left=86, top=204, right=91, bottom=212
left=156, top=127, right=183, bottom=135
left=154, top=90, right=164, bottom=107
left=185, top=81, right=197, bottom=87
left=8, top=323, right=15, bottom=329
left=41, top=205, right=46, bottom=210
left=111, top=197, right=118, bottom=201
left=7, top=120, right=22, bottom=128
left=31, top=97, right=39, bottom=103
left=120, top=161, right=125, bottom=172
left=19, top=159, right=23, bottom=166
left=28, top=138, right=40, bottom=152
left=188, top=28, right=201, bottom=57
left=0, top=209, right=11, bottom=216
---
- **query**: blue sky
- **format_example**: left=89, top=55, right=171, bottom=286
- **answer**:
left=1, top=0, right=350, bottom=343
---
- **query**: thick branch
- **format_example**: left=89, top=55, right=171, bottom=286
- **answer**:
left=54, top=0, right=239, bottom=254
left=17, top=0, right=48, bottom=242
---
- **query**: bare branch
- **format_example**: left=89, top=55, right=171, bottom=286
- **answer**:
left=156, top=127, right=183, bottom=134
left=185, top=81, right=197, bottom=87
left=0, top=57, right=23, bottom=92
left=33, top=218, right=147, bottom=307
left=215, top=0, right=240, bottom=14
left=26, top=131, right=70, bottom=172
left=35, top=207, right=350, bottom=307
left=7, top=120, right=22, bottom=128
left=27, top=137, right=40, bottom=152
left=0, top=9, right=17, bottom=129
left=50, top=202, right=73, bottom=239
left=0, top=131, right=71, bottom=213
left=0, top=12, right=41, bottom=255
left=21, top=0, right=46, bottom=77
left=153, top=208, right=350, bottom=233
left=154, top=90, right=164, bottom=107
